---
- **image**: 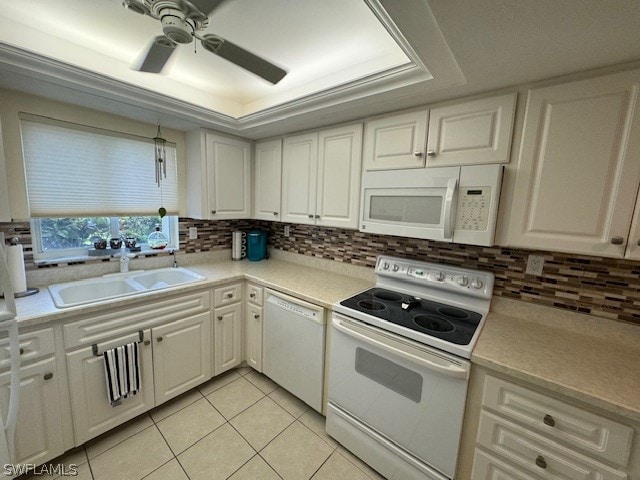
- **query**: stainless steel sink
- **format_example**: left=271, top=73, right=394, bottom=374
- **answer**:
left=48, top=267, right=206, bottom=308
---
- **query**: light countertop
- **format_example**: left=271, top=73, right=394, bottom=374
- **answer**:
left=474, top=297, right=640, bottom=422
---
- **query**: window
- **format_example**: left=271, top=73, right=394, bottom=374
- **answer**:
left=32, top=216, right=178, bottom=261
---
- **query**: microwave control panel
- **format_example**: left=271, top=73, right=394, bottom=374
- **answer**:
left=455, top=186, right=492, bottom=231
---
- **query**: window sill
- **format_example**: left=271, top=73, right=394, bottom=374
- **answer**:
left=34, top=247, right=179, bottom=267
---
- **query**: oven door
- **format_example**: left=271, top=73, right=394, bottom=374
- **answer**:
left=360, top=168, right=459, bottom=241
left=328, top=313, right=470, bottom=478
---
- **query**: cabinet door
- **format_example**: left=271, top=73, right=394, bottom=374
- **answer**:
left=362, top=110, right=428, bottom=171
left=152, top=312, right=212, bottom=405
left=254, top=139, right=282, bottom=221
left=0, top=357, right=64, bottom=466
left=316, top=124, right=363, bottom=229
left=214, top=303, right=242, bottom=375
left=206, top=133, right=251, bottom=220
left=66, top=331, right=154, bottom=444
left=282, top=133, right=318, bottom=225
left=503, top=71, right=640, bottom=257
left=0, top=115, right=11, bottom=222
left=624, top=192, right=640, bottom=259
left=244, top=304, right=263, bottom=372
left=426, top=94, right=516, bottom=167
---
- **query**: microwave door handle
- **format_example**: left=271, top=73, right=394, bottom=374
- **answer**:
left=333, top=317, right=468, bottom=379
left=443, top=178, right=458, bottom=239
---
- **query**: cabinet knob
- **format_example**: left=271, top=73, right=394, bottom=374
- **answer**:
left=19, top=348, right=24, bottom=355
left=144, top=340, right=151, bottom=346
left=426, top=150, right=436, bottom=157
left=314, top=215, right=320, bottom=219
left=211, top=210, right=216, bottom=214
left=43, top=372, right=53, bottom=381
left=308, top=214, right=314, bottom=218
left=273, top=212, right=278, bottom=216
left=414, top=151, right=424, bottom=157
left=253, top=314, right=260, bottom=319
left=543, top=414, right=555, bottom=427
left=535, top=455, right=547, bottom=469
left=250, top=293, right=256, bottom=298
left=611, top=236, right=624, bottom=245
left=217, top=316, right=223, bottom=321
left=157, top=336, right=163, bottom=342
left=226, top=293, right=233, bottom=298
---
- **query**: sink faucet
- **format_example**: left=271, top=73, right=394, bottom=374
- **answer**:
left=169, top=249, right=178, bottom=268
left=119, top=249, right=135, bottom=273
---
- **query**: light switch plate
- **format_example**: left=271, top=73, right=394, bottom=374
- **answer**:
left=526, top=254, right=545, bottom=276
left=188, top=227, right=198, bottom=240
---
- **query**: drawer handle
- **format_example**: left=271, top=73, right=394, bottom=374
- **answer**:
left=273, top=212, right=278, bottom=216
left=543, top=414, right=555, bottom=427
left=19, top=348, right=24, bottom=355
left=144, top=340, right=151, bottom=346
left=226, top=293, right=233, bottom=298
left=314, top=215, right=320, bottom=219
left=211, top=210, right=216, bottom=214
left=535, top=455, right=547, bottom=469
left=611, top=236, right=624, bottom=245
left=426, top=150, right=436, bottom=157
left=253, top=314, right=260, bottom=319
left=249, top=293, right=256, bottom=298
left=43, top=372, right=53, bottom=381
left=308, top=214, right=313, bottom=218
left=217, top=316, right=223, bottom=321
left=157, top=337, right=163, bottom=342
left=414, top=150, right=424, bottom=157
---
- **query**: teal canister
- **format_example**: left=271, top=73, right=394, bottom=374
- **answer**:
left=247, top=230, right=267, bottom=261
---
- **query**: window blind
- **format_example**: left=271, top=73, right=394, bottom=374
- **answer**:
left=21, top=116, right=178, bottom=217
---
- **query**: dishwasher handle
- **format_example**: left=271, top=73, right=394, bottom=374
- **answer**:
left=333, top=317, right=469, bottom=380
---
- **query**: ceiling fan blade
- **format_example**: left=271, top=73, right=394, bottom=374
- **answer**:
left=132, top=36, right=177, bottom=73
left=201, top=35, right=287, bottom=84
left=187, top=0, right=227, bottom=17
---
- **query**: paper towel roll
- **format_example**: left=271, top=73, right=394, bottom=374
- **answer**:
left=6, top=244, right=27, bottom=294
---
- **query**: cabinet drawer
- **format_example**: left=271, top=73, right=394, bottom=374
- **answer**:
left=477, top=411, right=627, bottom=480
left=246, top=284, right=263, bottom=305
left=472, top=449, right=538, bottom=480
left=0, top=328, right=55, bottom=368
left=64, top=290, right=211, bottom=349
left=214, top=282, right=242, bottom=307
left=482, top=375, right=633, bottom=467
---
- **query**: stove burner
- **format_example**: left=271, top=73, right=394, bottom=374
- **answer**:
left=437, top=307, right=470, bottom=319
left=413, top=315, right=454, bottom=333
left=373, top=291, right=403, bottom=302
left=358, top=300, right=386, bottom=311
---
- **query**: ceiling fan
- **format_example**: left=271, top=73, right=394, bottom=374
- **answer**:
left=122, top=0, right=287, bottom=84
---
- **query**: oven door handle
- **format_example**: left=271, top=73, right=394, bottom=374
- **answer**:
left=443, top=177, right=457, bottom=240
left=333, top=318, right=469, bottom=379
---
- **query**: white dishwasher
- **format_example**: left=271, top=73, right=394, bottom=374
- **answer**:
left=263, top=289, right=325, bottom=412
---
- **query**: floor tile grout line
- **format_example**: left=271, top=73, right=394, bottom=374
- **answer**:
left=307, top=449, right=335, bottom=480
left=85, top=416, right=156, bottom=463
left=335, top=447, right=384, bottom=480
left=150, top=391, right=204, bottom=424
left=255, top=452, right=285, bottom=480
left=147, top=412, right=193, bottom=480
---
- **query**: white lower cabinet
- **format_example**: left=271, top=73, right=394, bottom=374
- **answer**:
left=66, top=330, right=155, bottom=444
left=470, top=373, right=634, bottom=480
left=214, top=303, right=242, bottom=375
left=0, top=357, right=64, bottom=466
left=152, top=312, right=212, bottom=405
left=244, top=303, right=263, bottom=372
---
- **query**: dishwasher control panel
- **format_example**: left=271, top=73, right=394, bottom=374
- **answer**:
left=266, top=294, right=322, bottom=321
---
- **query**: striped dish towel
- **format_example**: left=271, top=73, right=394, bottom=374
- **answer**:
left=102, top=342, right=141, bottom=406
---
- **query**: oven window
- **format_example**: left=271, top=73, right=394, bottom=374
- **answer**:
left=355, top=348, right=423, bottom=403
left=369, top=195, right=442, bottom=225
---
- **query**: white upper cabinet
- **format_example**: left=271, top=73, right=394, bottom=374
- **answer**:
left=282, top=132, right=319, bottom=225
left=363, top=110, right=428, bottom=171
left=185, top=130, right=251, bottom=220
left=502, top=70, right=640, bottom=257
left=254, top=139, right=282, bottom=221
left=316, top=124, right=363, bottom=229
left=0, top=114, right=11, bottom=221
left=426, top=94, right=517, bottom=167
left=282, top=125, right=363, bottom=228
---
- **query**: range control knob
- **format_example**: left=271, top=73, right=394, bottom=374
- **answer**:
left=427, top=271, right=444, bottom=281
left=382, top=262, right=390, bottom=270
left=392, top=264, right=400, bottom=272
left=471, top=278, right=484, bottom=289
left=457, top=275, right=469, bottom=287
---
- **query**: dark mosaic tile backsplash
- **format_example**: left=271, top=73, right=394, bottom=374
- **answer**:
left=3, top=219, right=640, bottom=325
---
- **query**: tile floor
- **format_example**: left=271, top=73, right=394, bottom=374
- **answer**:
left=22, top=367, right=385, bottom=480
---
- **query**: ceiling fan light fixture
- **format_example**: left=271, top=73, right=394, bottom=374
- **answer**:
left=123, top=0, right=149, bottom=15
left=160, top=7, right=193, bottom=44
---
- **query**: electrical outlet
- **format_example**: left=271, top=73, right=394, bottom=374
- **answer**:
left=526, top=254, right=545, bottom=276
left=188, top=227, right=198, bottom=240
left=284, top=225, right=290, bottom=237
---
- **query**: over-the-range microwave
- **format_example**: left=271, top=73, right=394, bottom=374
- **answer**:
left=360, top=164, right=503, bottom=246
